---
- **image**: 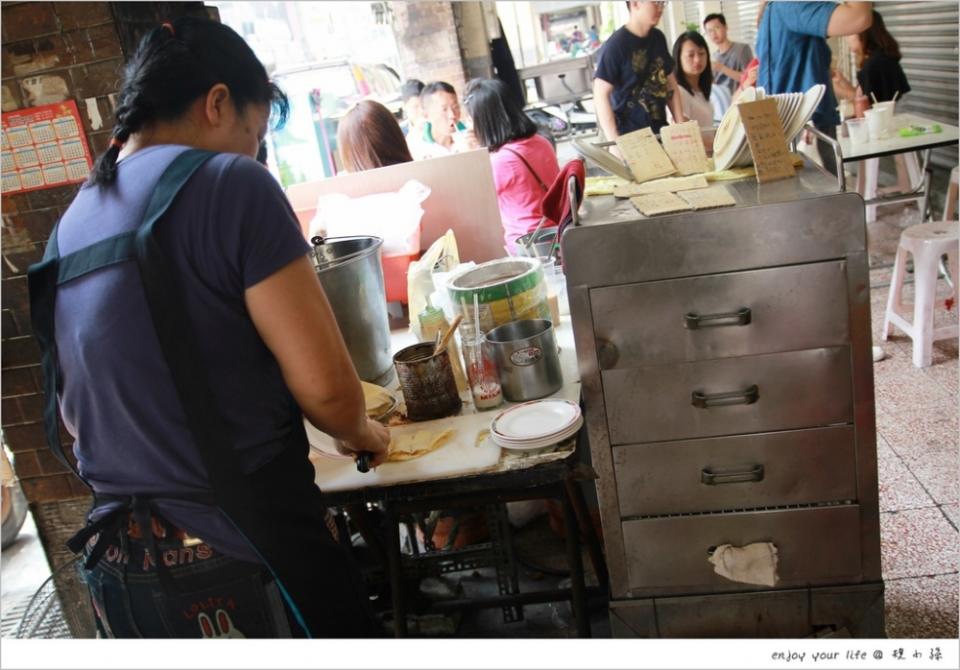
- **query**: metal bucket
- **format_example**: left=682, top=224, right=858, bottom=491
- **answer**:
left=311, top=236, right=393, bottom=385
left=484, top=319, right=563, bottom=402
left=516, top=227, right=558, bottom=260
left=393, top=342, right=462, bottom=421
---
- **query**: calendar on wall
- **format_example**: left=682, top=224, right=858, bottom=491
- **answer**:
left=2, top=100, right=94, bottom=195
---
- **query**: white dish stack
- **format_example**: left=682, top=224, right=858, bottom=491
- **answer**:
left=713, top=84, right=826, bottom=171
left=489, top=399, right=584, bottom=451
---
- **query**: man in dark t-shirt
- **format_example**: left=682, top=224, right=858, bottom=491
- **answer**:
left=593, top=1, right=686, bottom=138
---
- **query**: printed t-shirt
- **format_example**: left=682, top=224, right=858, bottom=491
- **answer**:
left=54, top=145, right=310, bottom=562
left=594, top=26, right=675, bottom=134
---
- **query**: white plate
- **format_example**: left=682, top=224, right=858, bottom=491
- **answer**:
left=491, top=399, right=581, bottom=441
left=492, top=415, right=583, bottom=451
left=713, top=86, right=758, bottom=170
left=785, top=84, right=825, bottom=144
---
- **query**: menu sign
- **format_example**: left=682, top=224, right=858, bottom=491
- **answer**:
left=616, top=127, right=675, bottom=183
left=2, top=100, right=93, bottom=195
left=660, top=121, right=709, bottom=175
left=738, top=98, right=795, bottom=184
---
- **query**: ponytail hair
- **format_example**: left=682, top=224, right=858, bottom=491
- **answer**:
left=90, top=17, right=289, bottom=187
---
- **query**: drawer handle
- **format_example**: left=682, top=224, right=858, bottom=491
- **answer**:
left=596, top=338, right=619, bottom=369
left=684, top=307, right=752, bottom=330
left=691, top=384, right=759, bottom=409
left=701, top=465, right=765, bottom=485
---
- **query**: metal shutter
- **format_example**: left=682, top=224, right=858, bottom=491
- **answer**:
left=720, top=0, right=761, bottom=48
left=880, top=1, right=958, bottom=169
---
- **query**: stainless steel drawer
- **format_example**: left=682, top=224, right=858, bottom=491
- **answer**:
left=613, top=426, right=858, bottom=516
left=603, top=347, right=853, bottom=445
left=621, top=505, right=862, bottom=592
left=590, top=261, right=850, bottom=369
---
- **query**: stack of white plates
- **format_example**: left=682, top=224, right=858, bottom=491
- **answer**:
left=713, top=84, right=826, bottom=171
left=490, top=399, right=584, bottom=451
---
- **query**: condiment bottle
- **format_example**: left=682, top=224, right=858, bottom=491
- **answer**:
left=418, top=304, right=468, bottom=393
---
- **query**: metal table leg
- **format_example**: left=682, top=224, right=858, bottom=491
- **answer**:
left=564, top=477, right=608, bottom=594
left=383, top=505, right=407, bottom=637
left=562, top=487, right=591, bottom=637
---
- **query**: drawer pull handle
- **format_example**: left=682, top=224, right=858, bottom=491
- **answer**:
left=684, top=307, right=752, bottom=330
left=701, top=465, right=765, bottom=485
left=691, top=384, right=759, bottom=408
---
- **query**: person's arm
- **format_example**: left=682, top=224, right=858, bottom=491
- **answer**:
left=245, top=257, right=390, bottom=466
left=826, top=2, right=872, bottom=37
left=831, top=69, right=858, bottom=101
left=666, top=72, right=687, bottom=124
left=593, top=77, right=619, bottom=141
left=715, top=62, right=745, bottom=81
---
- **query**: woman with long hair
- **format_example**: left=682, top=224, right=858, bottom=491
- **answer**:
left=671, top=31, right=715, bottom=127
left=832, top=9, right=909, bottom=103
left=337, top=99, right=413, bottom=172
left=27, top=16, right=388, bottom=638
left=463, top=78, right=560, bottom=253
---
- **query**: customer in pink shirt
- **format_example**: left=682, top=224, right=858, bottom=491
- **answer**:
left=463, top=78, right=560, bottom=253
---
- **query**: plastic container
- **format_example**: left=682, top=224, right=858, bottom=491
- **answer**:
left=447, top=258, right=550, bottom=339
left=863, top=108, right=888, bottom=141
left=383, top=253, right=416, bottom=304
left=846, top=118, right=870, bottom=145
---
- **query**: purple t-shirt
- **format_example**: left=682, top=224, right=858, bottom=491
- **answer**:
left=54, top=145, right=309, bottom=561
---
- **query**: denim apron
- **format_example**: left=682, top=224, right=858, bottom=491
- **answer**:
left=27, top=149, right=379, bottom=638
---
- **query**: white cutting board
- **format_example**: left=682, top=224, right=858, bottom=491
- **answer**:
left=306, top=412, right=501, bottom=492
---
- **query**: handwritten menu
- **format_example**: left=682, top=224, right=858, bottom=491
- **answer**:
left=737, top=98, right=795, bottom=184
left=616, top=127, right=675, bottom=183
left=630, top=192, right=691, bottom=216
left=678, top=185, right=737, bottom=210
left=660, top=121, right=709, bottom=175
left=613, top=174, right=708, bottom=198
left=2, top=100, right=93, bottom=195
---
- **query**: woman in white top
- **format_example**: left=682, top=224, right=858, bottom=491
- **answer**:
left=670, top=31, right=715, bottom=128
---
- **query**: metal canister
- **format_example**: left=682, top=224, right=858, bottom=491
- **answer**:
left=484, top=319, right=563, bottom=402
left=311, top=236, right=393, bottom=386
left=393, top=342, right=462, bottom=421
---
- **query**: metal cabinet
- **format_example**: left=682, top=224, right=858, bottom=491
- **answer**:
left=562, top=172, right=884, bottom=637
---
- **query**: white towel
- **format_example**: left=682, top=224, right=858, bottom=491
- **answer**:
left=708, top=542, right=779, bottom=587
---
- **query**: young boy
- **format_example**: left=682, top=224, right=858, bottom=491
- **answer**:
left=592, top=1, right=686, bottom=140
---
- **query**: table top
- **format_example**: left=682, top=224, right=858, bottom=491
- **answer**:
left=838, top=113, right=959, bottom=162
left=310, top=314, right=583, bottom=503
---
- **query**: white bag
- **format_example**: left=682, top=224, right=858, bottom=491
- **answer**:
left=308, top=180, right=430, bottom=257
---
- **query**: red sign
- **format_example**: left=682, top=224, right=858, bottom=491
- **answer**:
left=2, top=100, right=94, bottom=195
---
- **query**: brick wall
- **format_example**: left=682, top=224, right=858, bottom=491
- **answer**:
left=1, top=1, right=124, bottom=505
left=389, top=1, right=467, bottom=94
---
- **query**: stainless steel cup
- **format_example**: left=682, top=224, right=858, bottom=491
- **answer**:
left=484, top=319, right=562, bottom=402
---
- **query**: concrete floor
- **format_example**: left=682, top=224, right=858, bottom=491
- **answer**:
left=1, top=166, right=956, bottom=639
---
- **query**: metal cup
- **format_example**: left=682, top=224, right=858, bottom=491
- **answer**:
left=393, top=342, right=462, bottom=421
left=484, top=319, right=563, bottom=402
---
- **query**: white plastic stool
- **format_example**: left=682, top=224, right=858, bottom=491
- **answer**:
left=882, top=221, right=960, bottom=367
left=945, top=165, right=959, bottom=221
left=856, top=153, right=923, bottom=224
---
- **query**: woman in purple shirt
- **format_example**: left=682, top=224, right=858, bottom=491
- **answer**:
left=28, top=17, right=388, bottom=638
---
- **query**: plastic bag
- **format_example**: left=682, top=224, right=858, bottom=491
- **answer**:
left=308, top=179, right=430, bottom=257
left=407, top=230, right=460, bottom=339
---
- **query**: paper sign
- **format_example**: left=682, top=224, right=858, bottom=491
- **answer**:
left=616, top=127, right=675, bottom=183
left=678, top=185, right=737, bottom=210
left=613, top=174, right=708, bottom=198
left=660, top=121, right=710, bottom=175
left=1, top=100, right=93, bottom=195
left=737, top=98, right=795, bottom=184
left=630, top=192, right=692, bottom=216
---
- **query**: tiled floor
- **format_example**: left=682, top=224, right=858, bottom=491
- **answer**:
left=866, top=197, right=959, bottom=639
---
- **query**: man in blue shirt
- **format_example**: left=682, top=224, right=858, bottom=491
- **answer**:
left=756, top=1, right=873, bottom=175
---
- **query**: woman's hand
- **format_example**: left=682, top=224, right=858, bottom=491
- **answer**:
left=335, top=418, right=391, bottom=468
